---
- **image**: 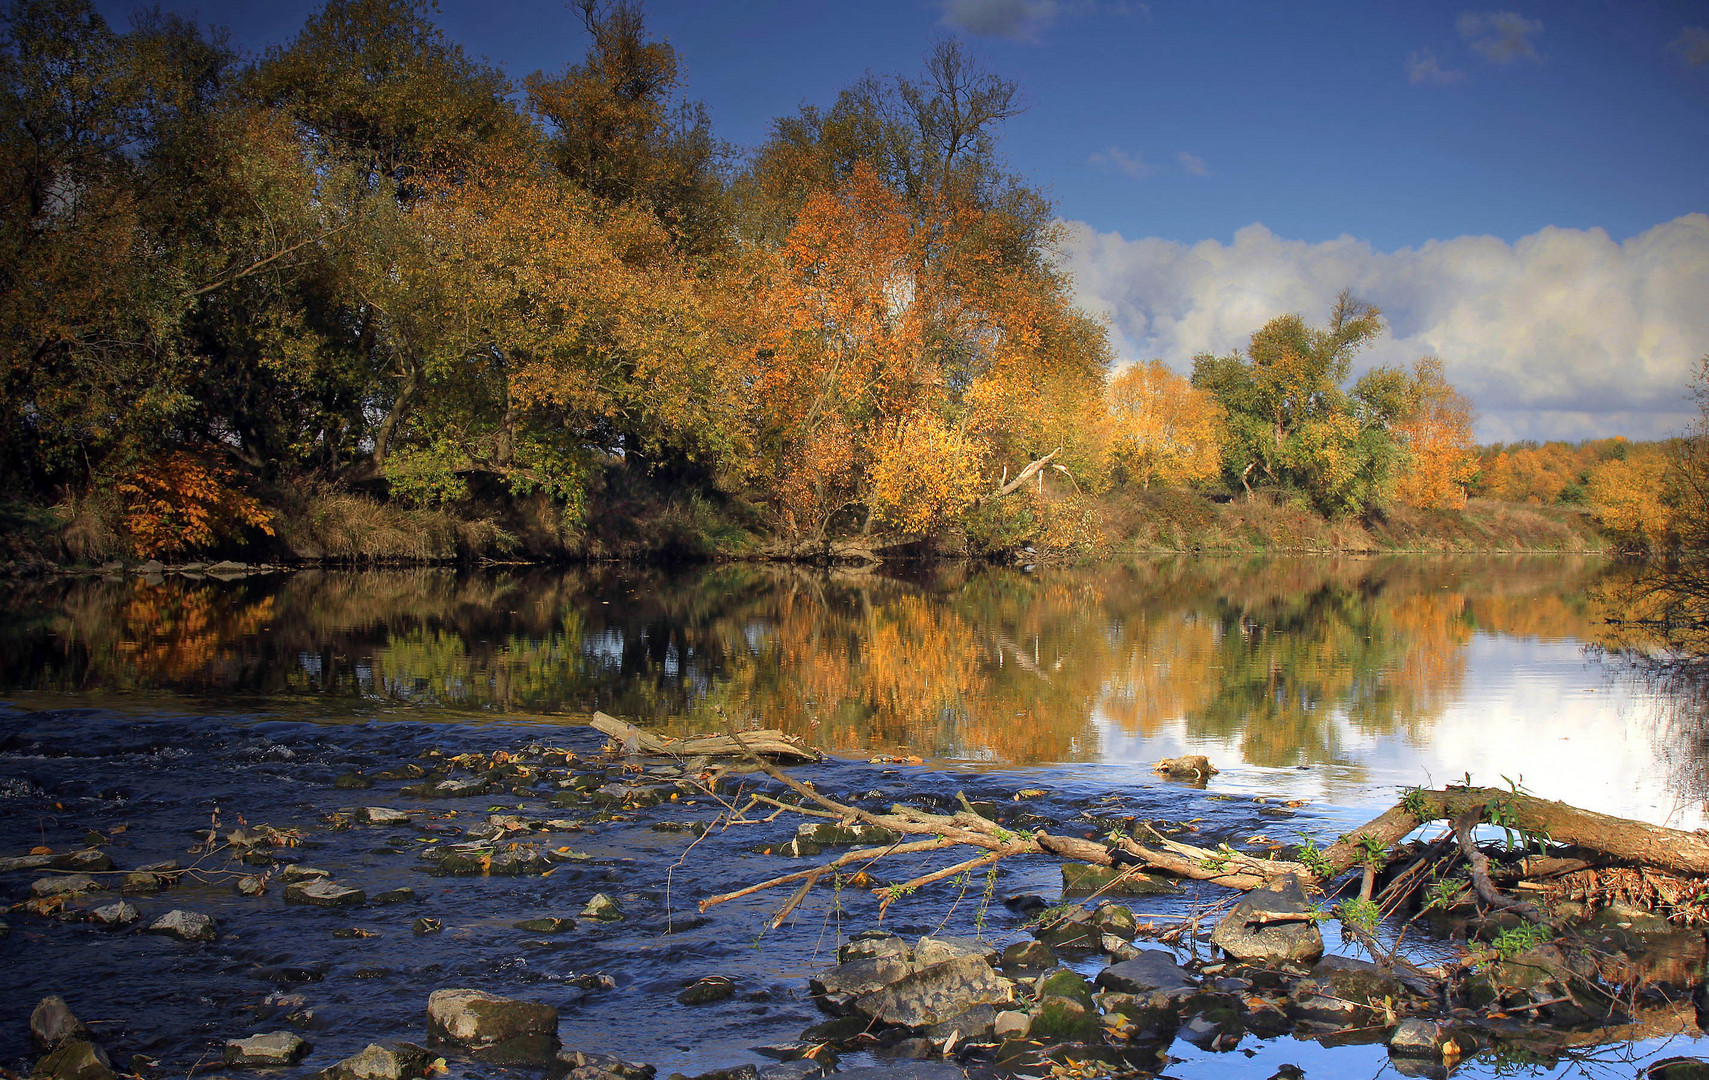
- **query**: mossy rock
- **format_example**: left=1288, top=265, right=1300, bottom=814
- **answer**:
left=1030, top=996, right=1098, bottom=1041
left=1061, top=863, right=1180, bottom=897
left=1039, top=970, right=1093, bottom=1006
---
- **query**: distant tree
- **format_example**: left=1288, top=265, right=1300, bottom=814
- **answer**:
left=1391, top=357, right=1478, bottom=510
left=1107, top=360, right=1223, bottom=489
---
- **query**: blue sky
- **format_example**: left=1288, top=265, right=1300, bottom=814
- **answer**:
left=95, top=0, right=1709, bottom=440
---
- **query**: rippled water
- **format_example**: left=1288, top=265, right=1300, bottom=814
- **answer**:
left=0, top=557, right=1704, bottom=1079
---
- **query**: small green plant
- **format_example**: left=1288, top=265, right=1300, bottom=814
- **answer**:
left=1358, top=834, right=1388, bottom=868
left=1337, top=897, right=1381, bottom=934
left=1489, top=921, right=1552, bottom=960
left=1399, top=786, right=1429, bottom=818
left=1423, top=874, right=1470, bottom=912
left=972, top=866, right=999, bottom=938
left=1295, top=835, right=1332, bottom=876
left=1200, top=842, right=1236, bottom=873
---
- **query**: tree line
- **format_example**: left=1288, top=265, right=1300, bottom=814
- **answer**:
left=1, top=0, right=1694, bottom=562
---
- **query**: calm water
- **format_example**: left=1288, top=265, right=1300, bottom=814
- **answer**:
left=1, top=557, right=1705, bottom=1079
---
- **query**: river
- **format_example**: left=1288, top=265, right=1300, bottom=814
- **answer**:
left=1, top=557, right=1704, bottom=1079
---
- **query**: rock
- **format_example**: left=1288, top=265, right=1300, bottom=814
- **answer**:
left=207, top=560, right=248, bottom=573
left=1308, top=954, right=1403, bottom=1005
left=31, top=997, right=89, bottom=1050
left=31, top=1039, right=114, bottom=1080
left=553, top=1049, right=656, bottom=1080
left=335, top=773, right=375, bottom=790
left=314, top=1042, right=432, bottom=1080
left=284, top=880, right=366, bottom=907
left=53, top=851, right=115, bottom=873
left=1100, top=935, right=1140, bottom=962
left=756, top=1063, right=824, bottom=1080
left=148, top=909, right=218, bottom=942
left=355, top=808, right=411, bottom=826
left=1030, top=996, right=1097, bottom=1040
left=1154, top=755, right=1218, bottom=780
left=1388, top=1019, right=1446, bottom=1058
left=412, top=918, right=442, bottom=935
left=912, top=935, right=997, bottom=967
left=809, top=957, right=914, bottom=1012
left=279, top=865, right=331, bottom=883
left=514, top=917, right=574, bottom=934
left=677, top=976, right=736, bottom=1005
left=1209, top=875, right=1323, bottom=963
left=372, top=888, right=416, bottom=904
left=993, top=1010, right=1031, bottom=1038
left=1040, top=970, right=1093, bottom=1004
left=839, top=931, right=913, bottom=964
left=89, top=901, right=137, bottom=927
left=850, top=955, right=1013, bottom=1028
left=1001, top=939, right=1055, bottom=972
left=235, top=876, right=266, bottom=897
left=579, top=893, right=622, bottom=921
left=0, top=852, right=55, bottom=872
left=1094, top=950, right=1198, bottom=996
left=1033, top=906, right=1099, bottom=951
left=224, top=1032, right=310, bottom=1068
left=1287, top=991, right=1362, bottom=1027
left=1648, top=1059, right=1709, bottom=1080
left=31, top=875, right=99, bottom=898
left=1061, top=863, right=1179, bottom=897
left=426, top=988, right=558, bottom=1050
left=826, top=1066, right=963, bottom=1080
left=924, top=1004, right=996, bottom=1044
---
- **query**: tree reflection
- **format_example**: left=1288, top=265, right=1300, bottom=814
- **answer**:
left=0, top=557, right=1618, bottom=766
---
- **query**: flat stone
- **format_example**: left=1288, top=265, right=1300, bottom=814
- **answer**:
left=224, top=1032, right=309, bottom=1068
left=355, top=808, right=412, bottom=826
left=924, top=1003, right=996, bottom=1044
left=426, top=988, right=558, bottom=1049
left=235, top=876, right=266, bottom=897
left=993, top=1010, right=1031, bottom=1038
left=89, top=901, right=138, bottom=927
left=677, top=976, right=736, bottom=1005
left=1095, top=950, right=1198, bottom=995
left=1001, top=939, right=1055, bottom=971
left=284, top=880, right=365, bottom=907
left=839, top=931, right=913, bottom=964
left=31, top=1039, right=114, bottom=1080
left=913, top=935, right=997, bottom=967
left=1061, top=863, right=1180, bottom=897
left=514, top=917, right=574, bottom=934
left=53, top=851, right=115, bottom=872
left=148, top=909, right=218, bottom=942
left=31, top=875, right=99, bottom=898
left=279, top=866, right=331, bottom=883
left=1100, top=934, right=1140, bottom=961
left=850, top=955, right=1013, bottom=1028
left=1388, top=1018, right=1445, bottom=1058
left=314, top=1041, right=433, bottom=1080
left=0, top=853, right=56, bottom=872
left=372, top=888, right=416, bottom=904
left=809, top=957, right=914, bottom=1011
left=31, top=997, right=88, bottom=1050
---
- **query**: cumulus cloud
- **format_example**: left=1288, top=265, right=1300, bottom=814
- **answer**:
left=1407, top=49, right=1466, bottom=85
left=1175, top=151, right=1210, bottom=177
left=1057, top=214, right=1709, bottom=441
left=1457, top=10, right=1544, bottom=64
left=1669, top=26, right=1709, bottom=66
left=1088, top=147, right=1157, bottom=179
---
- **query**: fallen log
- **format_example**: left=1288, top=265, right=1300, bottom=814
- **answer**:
left=589, top=712, right=823, bottom=764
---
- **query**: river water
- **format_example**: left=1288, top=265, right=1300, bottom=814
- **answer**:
left=0, top=557, right=1704, bottom=1079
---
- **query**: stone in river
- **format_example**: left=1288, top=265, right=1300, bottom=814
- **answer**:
left=148, top=909, right=218, bottom=942
left=579, top=893, right=622, bottom=921
left=31, top=875, right=99, bottom=898
left=355, top=808, right=411, bottom=826
left=284, top=880, right=365, bottom=907
left=1388, top=1019, right=1446, bottom=1058
left=279, top=865, right=331, bottom=883
left=1094, top=949, right=1199, bottom=996
left=1209, top=874, right=1323, bottom=964
left=676, top=976, right=735, bottom=1005
left=426, top=989, right=558, bottom=1058
left=235, top=876, right=266, bottom=897
left=31, top=1039, right=114, bottom=1080
left=89, top=902, right=137, bottom=927
left=31, top=996, right=89, bottom=1049
left=1001, top=939, right=1055, bottom=972
left=313, top=1042, right=432, bottom=1080
left=224, top=1032, right=309, bottom=1068
left=849, top=955, right=1012, bottom=1028
left=513, top=917, right=573, bottom=934
left=372, top=887, right=416, bottom=904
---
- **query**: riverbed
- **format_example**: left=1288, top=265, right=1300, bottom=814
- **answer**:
left=1, top=558, right=1704, bottom=1078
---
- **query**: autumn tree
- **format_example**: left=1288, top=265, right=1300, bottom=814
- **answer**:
left=1390, top=357, right=1479, bottom=510
left=1106, top=360, right=1223, bottom=489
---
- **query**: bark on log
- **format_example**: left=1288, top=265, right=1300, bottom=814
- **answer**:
left=589, top=712, right=823, bottom=763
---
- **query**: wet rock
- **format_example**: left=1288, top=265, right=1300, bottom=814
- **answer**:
left=551, top=1048, right=655, bottom=1080
left=1033, top=906, right=1099, bottom=951
left=1648, top=1059, right=1709, bottom=1080
left=148, top=909, right=218, bottom=942
left=1388, top=1019, right=1446, bottom=1058
left=839, top=931, right=912, bottom=964
left=1209, top=875, right=1322, bottom=964
left=579, top=893, right=622, bottom=921
left=1061, top=863, right=1179, bottom=897
left=794, top=822, right=901, bottom=847
left=335, top=773, right=374, bottom=790
left=53, top=851, right=114, bottom=873
left=993, top=1011, right=1030, bottom=1038
left=1094, top=949, right=1198, bottom=996
left=827, top=1066, right=962, bottom=1080
left=313, top=1041, right=433, bottom=1080
left=89, top=901, right=137, bottom=927
left=1001, top=939, right=1055, bottom=972
left=31, top=997, right=89, bottom=1050
left=925, top=1003, right=995, bottom=1044
left=426, top=988, right=558, bottom=1052
left=279, top=865, right=331, bottom=883
left=515, top=917, right=574, bottom=934
left=912, top=935, right=996, bottom=967
left=1003, top=893, right=1050, bottom=917
left=1307, top=954, right=1403, bottom=1005
left=31, top=1039, right=114, bottom=1080
left=0, top=852, right=55, bottom=872
left=810, top=958, right=914, bottom=1013
left=756, top=1063, right=824, bottom=1080
left=235, top=876, right=266, bottom=897
left=372, top=888, right=416, bottom=904
left=677, top=976, right=735, bottom=1005
left=1030, top=995, right=1097, bottom=1040
left=224, top=1032, right=310, bottom=1068
left=1090, top=902, right=1140, bottom=939
left=31, top=875, right=99, bottom=898
left=284, top=880, right=365, bottom=907
left=850, top=955, right=1013, bottom=1028
left=1154, top=755, right=1218, bottom=781
left=1286, top=989, right=1363, bottom=1027
left=355, top=808, right=411, bottom=826
left=412, top=918, right=442, bottom=935
left=1100, top=934, right=1140, bottom=961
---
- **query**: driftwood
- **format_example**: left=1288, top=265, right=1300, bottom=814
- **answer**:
left=589, top=712, right=823, bottom=764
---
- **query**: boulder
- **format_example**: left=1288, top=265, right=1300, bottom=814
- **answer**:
left=849, top=955, right=1013, bottom=1028
left=1061, top=863, right=1179, bottom=897
left=1209, top=875, right=1323, bottom=963
left=31, top=1040, right=114, bottom=1080
left=579, top=893, right=622, bottom=921
left=1000, top=939, right=1055, bottom=972
left=912, top=935, right=997, bottom=967
left=1388, top=1019, right=1446, bottom=1058
left=284, top=881, right=366, bottom=907
left=89, top=902, right=137, bottom=927
left=1030, top=996, right=1097, bottom=1040
left=1100, top=935, right=1140, bottom=962
left=31, top=997, right=88, bottom=1050
left=1033, top=906, right=1099, bottom=951
left=1090, top=902, right=1140, bottom=939
left=924, top=1004, right=996, bottom=1044
left=676, top=977, right=735, bottom=1005
left=552, top=1049, right=655, bottom=1080
left=1307, top=954, right=1404, bottom=1005
left=514, top=918, right=574, bottom=934
left=794, top=822, right=901, bottom=847
left=839, top=931, right=913, bottom=964
left=1094, top=950, right=1198, bottom=996
left=425, top=988, right=558, bottom=1050
left=993, top=1010, right=1031, bottom=1038
left=809, top=957, right=914, bottom=1012
left=31, top=875, right=99, bottom=899
left=224, top=1033, right=310, bottom=1068
left=148, top=909, right=218, bottom=942
left=355, top=808, right=412, bottom=827
left=314, top=1042, right=433, bottom=1080
left=279, top=866, right=331, bottom=883
left=1154, top=755, right=1218, bottom=781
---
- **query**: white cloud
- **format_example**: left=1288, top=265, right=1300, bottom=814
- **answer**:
left=1669, top=26, right=1709, bottom=66
left=1406, top=49, right=1465, bottom=85
left=1175, top=150, right=1210, bottom=177
left=938, top=0, right=1059, bottom=41
left=1087, top=146, right=1157, bottom=179
left=1057, top=214, right=1709, bottom=441
left=1457, top=10, right=1544, bottom=64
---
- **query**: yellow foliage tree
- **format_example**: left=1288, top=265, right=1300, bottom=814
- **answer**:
left=1106, top=360, right=1223, bottom=488
left=867, top=413, right=987, bottom=535
left=1393, top=357, right=1478, bottom=510
left=1586, top=446, right=1673, bottom=549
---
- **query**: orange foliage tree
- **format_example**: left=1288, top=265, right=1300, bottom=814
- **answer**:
left=116, top=452, right=276, bottom=558
left=1106, top=360, right=1223, bottom=489
left=1392, top=357, right=1479, bottom=510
